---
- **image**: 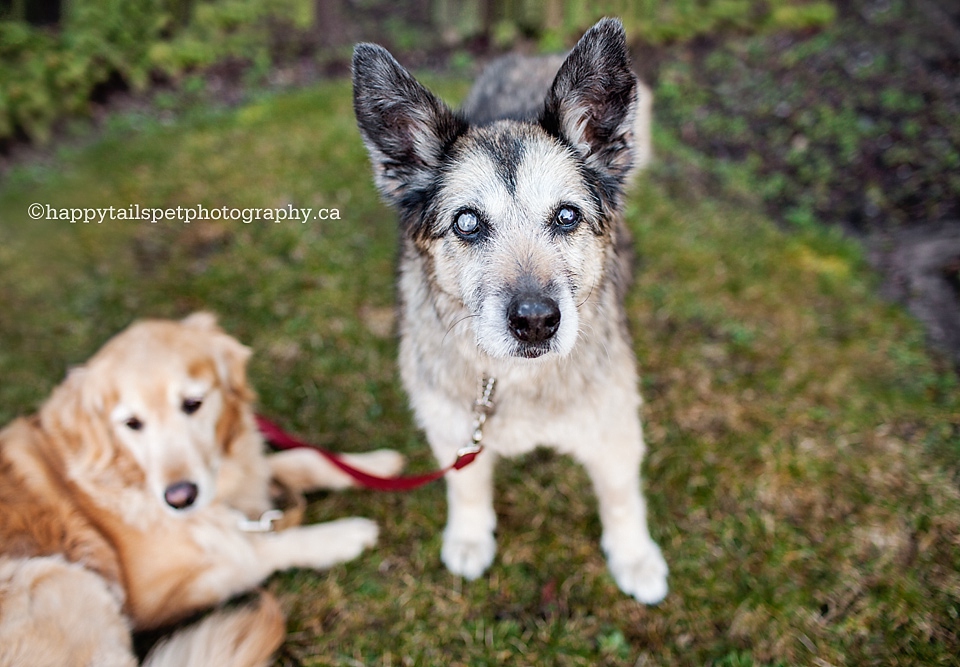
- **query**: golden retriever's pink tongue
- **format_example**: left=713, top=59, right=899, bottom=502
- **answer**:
left=164, top=481, right=198, bottom=510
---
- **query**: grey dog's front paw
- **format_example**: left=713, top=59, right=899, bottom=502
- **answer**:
left=607, top=540, right=669, bottom=604
left=441, top=529, right=496, bottom=581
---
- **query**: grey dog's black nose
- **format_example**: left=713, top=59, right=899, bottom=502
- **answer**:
left=164, top=481, right=198, bottom=509
left=508, top=294, right=561, bottom=344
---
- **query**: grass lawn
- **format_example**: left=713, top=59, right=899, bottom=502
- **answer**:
left=1, top=78, right=958, bottom=666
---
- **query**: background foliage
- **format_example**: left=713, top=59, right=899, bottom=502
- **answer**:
left=0, top=0, right=834, bottom=144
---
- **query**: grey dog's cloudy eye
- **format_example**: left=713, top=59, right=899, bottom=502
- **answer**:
left=555, top=206, right=581, bottom=231
left=454, top=210, right=480, bottom=237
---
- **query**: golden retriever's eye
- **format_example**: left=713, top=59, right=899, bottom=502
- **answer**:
left=125, top=417, right=144, bottom=431
left=182, top=398, right=203, bottom=415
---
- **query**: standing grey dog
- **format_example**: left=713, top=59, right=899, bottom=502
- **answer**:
left=352, top=18, right=667, bottom=603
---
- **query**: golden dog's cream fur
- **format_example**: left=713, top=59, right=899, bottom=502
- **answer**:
left=0, top=313, right=403, bottom=667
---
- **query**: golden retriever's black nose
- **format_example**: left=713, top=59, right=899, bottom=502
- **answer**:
left=164, top=481, right=199, bottom=509
left=508, top=295, right=561, bottom=344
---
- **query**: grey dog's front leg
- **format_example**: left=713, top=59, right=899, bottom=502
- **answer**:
left=438, top=445, right=498, bottom=580
left=575, top=421, right=668, bottom=604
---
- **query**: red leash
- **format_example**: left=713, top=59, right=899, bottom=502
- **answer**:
left=255, top=415, right=482, bottom=492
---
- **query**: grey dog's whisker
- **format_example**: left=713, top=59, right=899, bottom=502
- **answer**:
left=576, top=281, right=597, bottom=309
left=442, top=313, right=477, bottom=347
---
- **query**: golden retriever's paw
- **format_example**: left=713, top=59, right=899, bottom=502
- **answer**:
left=341, top=448, right=406, bottom=478
left=298, top=517, right=379, bottom=569
left=441, top=530, right=496, bottom=581
left=607, top=541, right=669, bottom=605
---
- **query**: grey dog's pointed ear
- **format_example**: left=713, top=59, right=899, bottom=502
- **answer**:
left=540, top=18, right=639, bottom=184
left=352, top=44, right=467, bottom=210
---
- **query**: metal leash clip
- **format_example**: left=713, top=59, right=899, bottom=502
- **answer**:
left=237, top=508, right=284, bottom=533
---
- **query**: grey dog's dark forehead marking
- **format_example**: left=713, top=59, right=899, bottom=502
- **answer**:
left=476, top=132, right=522, bottom=194
left=455, top=123, right=550, bottom=196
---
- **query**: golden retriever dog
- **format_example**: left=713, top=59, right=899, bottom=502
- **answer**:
left=0, top=313, right=404, bottom=667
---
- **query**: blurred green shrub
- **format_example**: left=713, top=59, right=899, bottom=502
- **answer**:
left=148, top=0, right=312, bottom=77
left=1, top=0, right=166, bottom=143
left=0, top=0, right=311, bottom=144
left=529, top=0, right=835, bottom=49
left=0, top=0, right=834, bottom=145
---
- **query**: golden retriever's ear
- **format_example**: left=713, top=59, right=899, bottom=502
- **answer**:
left=213, top=331, right=254, bottom=402
left=51, top=366, right=120, bottom=425
left=181, top=311, right=220, bottom=331
left=40, top=367, right=89, bottom=434
left=39, top=363, right=145, bottom=483
left=39, top=367, right=106, bottom=454
left=181, top=311, right=252, bottom=399
left=211, top=333, right=254, bottom=453
left=64, top=366, right=115, bottom=417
